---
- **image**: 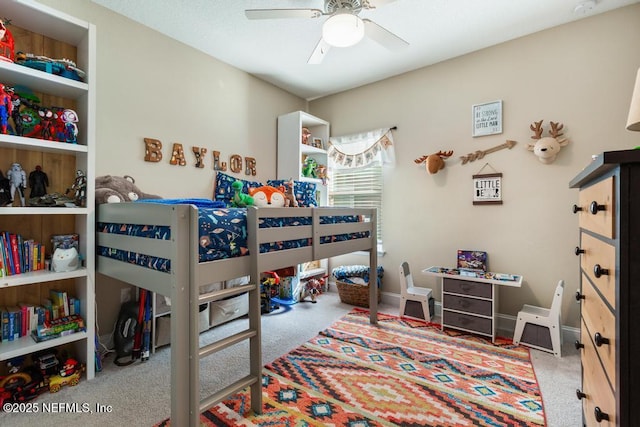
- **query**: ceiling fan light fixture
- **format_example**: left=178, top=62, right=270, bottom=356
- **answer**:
left=322, top=12, right=365, bottom=47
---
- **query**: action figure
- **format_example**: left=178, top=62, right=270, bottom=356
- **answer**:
left=61, top=108, right=79, bottom=143
left=7, top=162, right=26, bottom=206
left=66, top=169, right=87, bottom=207
left=28, top=165, right=49, bottom=198
left=9, top=87, right=23, bottom=136
left=0, top=83, right=13, bottom=134
left=0, top=170, right=11, bottom=206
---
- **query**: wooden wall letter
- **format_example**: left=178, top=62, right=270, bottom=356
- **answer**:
left=245, top=157, right=257, bottom=176
left=144, top=138, right=163, bottom=162
left=230, top=154, right=242, bottom=173
left=170, top=143, right=186, bottom=166
left=212, top=151, right=227, bottom=171
left=192, top=147, right=207, bottom=168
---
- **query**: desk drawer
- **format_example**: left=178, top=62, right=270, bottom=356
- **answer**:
left=443, top=311, right=492, bottom=335
left=580, top=233, right=615, bottom=309
left=443, top=294, right=492, bottom=316
left=577, top=176, right=615, bottom=239
left=443, top=278, right=492, bottom=298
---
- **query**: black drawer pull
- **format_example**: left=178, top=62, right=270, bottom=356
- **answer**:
left=574, top=246, right=585, bottom=256
left=594, top=332, right=610, bottom=347
left=593, top=264, right=609, bottom=278
left=589, top=201, right=606, bottom=215
left=574, top=340, right=584, bottom=350
left=576, top=389, right=586, bottom=400
left=594, top=406, right=609, bottom=422
left=572, top=204, right=583, bottom=214
left=575, top=291, right=585, bottom=301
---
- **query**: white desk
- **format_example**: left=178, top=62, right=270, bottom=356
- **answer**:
left=423, top=267, right=523, bottom=342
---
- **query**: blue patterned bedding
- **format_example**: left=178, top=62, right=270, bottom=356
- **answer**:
left=97, top=208, right=367, bottom=273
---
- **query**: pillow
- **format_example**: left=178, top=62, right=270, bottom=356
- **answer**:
left=248, top=186, right=285, bottom=207
left=214, top=171, right=262, bottom=206
left=267, top=179, right=318, bottom=207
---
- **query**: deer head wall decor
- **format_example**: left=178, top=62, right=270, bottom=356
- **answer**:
left=527, top=120, right=570, bottom=164
left=414, top=150, right=454, bottom=174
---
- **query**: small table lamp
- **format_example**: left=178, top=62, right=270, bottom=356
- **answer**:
left=628, top=67, right=640, bottom=131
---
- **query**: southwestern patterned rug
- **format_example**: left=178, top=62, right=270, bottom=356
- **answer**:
left=161, top=308, right=546, bottom=426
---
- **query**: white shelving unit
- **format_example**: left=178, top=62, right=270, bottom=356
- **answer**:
left=0, top=0, right=95, bottom=379
left=277, top=111, right=331, bottom=292
left=277, top=111, right=330, bottom=206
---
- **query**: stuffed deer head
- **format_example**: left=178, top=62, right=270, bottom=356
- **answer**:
left=527, top=120, right=569, bottom=164
left=414, top=150, right=454, bottom=174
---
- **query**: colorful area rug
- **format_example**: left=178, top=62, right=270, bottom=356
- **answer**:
left=160, top=308, right=546, bottom=426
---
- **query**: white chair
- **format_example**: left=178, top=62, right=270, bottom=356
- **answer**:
left=399, top=262, right=432, bottom=321
left=513, top=279, right=564, bottom=357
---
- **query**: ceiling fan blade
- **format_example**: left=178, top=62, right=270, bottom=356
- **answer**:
left=363, top=0, right=399, bottom=8
left=245, top=8, right=323, bottom=20
left=363, top=19, right=409, bottom=50
left=308, top=39, right=331, bottom=65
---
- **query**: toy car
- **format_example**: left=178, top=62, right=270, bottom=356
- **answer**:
left=48, top=365, right=83, bottom=393
left=37, top=353, right=59, bottom=376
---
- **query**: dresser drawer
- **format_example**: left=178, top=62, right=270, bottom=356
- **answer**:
left=443, top=311, right=492, bottom=335
left=582, top=274, right=616, bottom=390
left=443, top=294, right=492, bottom=316
left=577, top=176, right=615, bottom=238
left=582, top=319, right=616, bottom=426
left=580, top=233, right=616, bottom=309
left=443, top=278, right=492, bottom=298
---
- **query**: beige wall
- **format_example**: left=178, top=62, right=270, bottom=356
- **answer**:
left=39, top=0, right=307, bottom=331
left=310, top=4, right=640, bottom=328
left=37, top=1, right=640, bottom=331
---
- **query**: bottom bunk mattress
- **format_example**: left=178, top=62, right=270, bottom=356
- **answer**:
left=97, top=207, right=368, bottom=273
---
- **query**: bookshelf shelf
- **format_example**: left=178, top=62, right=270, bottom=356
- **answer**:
left=0, top=330, right=87, bottom=361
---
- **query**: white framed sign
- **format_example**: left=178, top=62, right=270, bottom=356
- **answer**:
left=472, top=100, right=503, bottom=137
left=473, top=173, right=502, bottom=205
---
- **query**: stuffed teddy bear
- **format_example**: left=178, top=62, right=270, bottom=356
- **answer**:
left=95, top=175, right=161, bottom=204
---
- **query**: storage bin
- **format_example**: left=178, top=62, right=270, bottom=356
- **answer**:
left=210, top=292, right=249, bottom=327
left=332, top=265, right=384, bottom=308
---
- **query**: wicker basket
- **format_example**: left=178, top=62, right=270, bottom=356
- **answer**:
left=336, top=280, right=381, bottom=307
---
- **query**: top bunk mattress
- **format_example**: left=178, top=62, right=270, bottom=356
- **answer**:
left=97, top=207, right=368, bottom=273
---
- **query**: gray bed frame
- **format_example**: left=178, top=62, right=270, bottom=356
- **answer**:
left=96, top=204, right=378, bottom=426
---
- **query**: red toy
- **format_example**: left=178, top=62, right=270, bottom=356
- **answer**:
left=0, top=84, right=13, bottom=134
left=0, top=19, right=15, bottom=63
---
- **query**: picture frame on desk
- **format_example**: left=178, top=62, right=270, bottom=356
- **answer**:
left=312, top=137, right=323, bottom=149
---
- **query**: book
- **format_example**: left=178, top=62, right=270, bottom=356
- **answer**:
left=9, top=234, right=21, bottom=275
left=6, top=306, right=20, bottom=340
left=52, top=233, right=79, bottom=252
left=1, top=308, right=9, bottom=341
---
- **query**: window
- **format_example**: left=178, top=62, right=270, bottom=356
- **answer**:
left=326, top=127, right=395, bottom=251
left=329, top=160, right=383, bottom=247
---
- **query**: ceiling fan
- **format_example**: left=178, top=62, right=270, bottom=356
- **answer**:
left=245, top=0, right=409, bottom=64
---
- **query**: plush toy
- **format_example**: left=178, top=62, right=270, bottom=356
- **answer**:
left=300, top=277, right=325, bottom=303
left=248, top=185, right=285, bottom=207
left=527, top=120, right=569, bottom=164
left=231, top=180, right=254, bottom=207
left=95, top=175, right=161, bottom=204
left=279, top=178, right=298, bottom=207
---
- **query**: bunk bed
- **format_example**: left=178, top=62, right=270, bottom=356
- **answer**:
left=96, top=203, right=378, bottom=427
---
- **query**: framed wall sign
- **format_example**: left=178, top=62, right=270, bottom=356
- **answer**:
left=473, top=172, right=502, bottom=205
left=472, top=100, right=503, bottom=137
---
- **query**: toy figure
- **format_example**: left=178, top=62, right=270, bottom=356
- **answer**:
left=66, top=170, right=87, bottom=207
left=315, top=164, right=329, bottom=185
left=0, top=19, right=15, bottom=63
left=9, top=87, right=23, bottom=136
left=61, top=108, right=79, bottom=143
left=28, top=165, right=49, bottom=198
left=7, top=162, right=26, bottom=206
left=302, top=156, right=318, bottom=178
left=0, top=170, right=11, bottom=206
left=280, top=178, right=298, bottom=207
left=0, top=84, right=13, bottom=134
left=25, top=108, right=55, bottom=140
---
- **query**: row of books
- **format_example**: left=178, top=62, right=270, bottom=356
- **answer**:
left=0, top=231, right=46, bottom=277
left=1, top=290, right=82, bottom=343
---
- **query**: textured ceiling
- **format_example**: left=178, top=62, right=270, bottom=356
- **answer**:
left=91, top=0, right=639, bottom=100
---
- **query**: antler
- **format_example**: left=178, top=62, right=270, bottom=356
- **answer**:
left=530, top=120, right=543, bottom=139
left=436, top=150, right=453, bottom=159
left=414, top=155, right=428, bottom=164
left=549, top=121, right=564, bottom=138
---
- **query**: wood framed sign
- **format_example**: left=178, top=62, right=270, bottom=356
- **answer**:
left=472, top=100, right=503, bottom=137
left=473, top=173, right=502, bottom=205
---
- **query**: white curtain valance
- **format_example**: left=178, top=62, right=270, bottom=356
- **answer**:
left=327, top=127, right=396, bottom=169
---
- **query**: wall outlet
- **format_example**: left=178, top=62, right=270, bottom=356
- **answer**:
left=120, top=287, right=132, bottom=303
